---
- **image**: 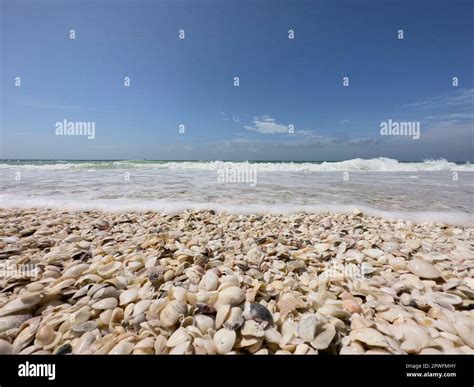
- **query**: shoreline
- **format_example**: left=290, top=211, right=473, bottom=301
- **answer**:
left=0, top=208, right=472, bottom=354
left=1, top=203, right=472, bottom=226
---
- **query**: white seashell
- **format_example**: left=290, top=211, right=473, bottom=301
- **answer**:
left=294, top=343, right=310, bottom=354
left=314, top=243, right=331, bottom=254
left=50, top=279, right=76, bottom=294
left=214, top=328, right=236, bottom=354
left=388, top=257, right=406, bottom=270
left=199, top=271, right=219, bottom=291
left=399, top=324, right=437, bottom=354
left=215, top=305, right=230, bottom=329
left=214, top=286, right=245, bottom=309
left=109, top=341, right=134, bottom=355
left=159, top=300, right=187, bottom=327
left=92, top=297, right=118, bottom=310
left=119, top=289, right=139, bottom=305
left=63, top=263, right=90, bottom=278
left=241, top=320, right=265, bottom=338
left=297, top=315, right=321, bottom=342
left=133, top=300, right=152, bottom=316
left=264, top=327, right=282, bottom=345
left=154, top=335, right=168, bottom=354
left=344, top=249, right=364, bottom=262
left=281, top=319, right=298, bottom=344
left=350, top=328, right=388, bottom=348
left=70, top=306, right=91, bottom=326
left=195, top=314, right=214, bottom=334
left=311, top=324, right=336, bottom=350
left=452, top=316, right=474, bottom=348
left=97, top=261, right=122, bottom=277
left=0, top=293, right=42, bottom=317
left=224, top=307, right=244, bottom=330
left=170, top=287, right=188, bottom=303
left=167, top=327, right=190, bottom=347
left=74, top=332, right=97, bottom=354
left=169, top=341, right=192, bottom=354
left=363, top=248, right=383, bottom=258
left=430, top=292, right=463, bottom=307
left=407, top=258, right=441, bottom=279
left=0, top=314, right=32, bottom=333
left=0, top=339, right=13, bottom=354
left=134, top=337, right=155, bottom=350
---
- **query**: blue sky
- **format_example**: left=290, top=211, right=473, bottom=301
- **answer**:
left=1, top=0, right=473, bottom=161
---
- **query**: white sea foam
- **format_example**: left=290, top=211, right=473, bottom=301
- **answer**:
left=0, top=195, right=472, bottom=225
left=0, top=158, right=472, bottom=171
left=1, top=158, right=472, bottom=225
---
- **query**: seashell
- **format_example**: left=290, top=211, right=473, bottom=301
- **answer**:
left=195, top=314, right=215, bottom=334
left=193, top=337, right=217, bottom=354
left=344, top=249, right=364, bottom=263
left=241, top=320, right=265, bottom=338
left=199, top=270, right=219, bottom=291
left=407, top=258, right=441, bottom=279
left=35, top=324, right=60, bottom=349
left=214, top=328, right=236, bottom=354
left=133, top=337, right=155, bottom=354
left=109, top=341, right=134, bottom=355
left=74, top=332, right=97, bottom=354
left=281, top=319, right=298, bottom=345
left=133, top=300, right=152, bottom=316
left=277, top=292, right=303, bottom=319
left=264, top=327, right=282, bottom=345
left=170, top=287, right=187, bottom=303
left=92, top=297, right=118, bottom=310
left=429, top=292, right=463, bottom=307
left=310, top=324, right=336, bottom=350
left=0, top=293, right=42, bottom=317
left=70, top=307, right=91, bottom=326
left=248, top=303, right=273, bottom=325
left=0, top=338, right=13, bottom=354
left=63, top=263, right=90, bottom=278
left=167, top=327, right=190, bottom=347
left=97, top=261, right=122, bottom=277
left=399, top=324, right=437, bottom=354
left=340, top=342, right=365, bottom=354
left=72, top=321, right=97, bottom=333
left=224, top=307, right=244, bottom=330
left=297, top=315, right=321, bottom=342
left=0, top=314, right=32, bottom=333
left=154, top=335, right=168, bottom=354
left=363, top=248, right=383, bottom=258
left=215, top=305, right=230, bottom=329
left=169, top=341, right=192, bottom=354
left=214, top=286, right=245, bottom=309
left=294, top=343, right=310, bottom=354
left=350, top=328, right=388, bottom=348
left=119, top=289, right=139, bottom=305
left=50, top=278, right=76, bottom=294
left=452, top=316, right=474, bottom=348
left=159, top=300, right=187, bottom=327
left=314, top=243, right=331, bottom=254
left=342, top=299, right=362, bottom=314
left=388, top=257, right=406, bottom=271
left=91, top=286, right=120, bottom=300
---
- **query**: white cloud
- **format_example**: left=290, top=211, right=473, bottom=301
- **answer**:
left=402, top=88, right=474, bottom=109
left=244, top=115, right=290, bottom=134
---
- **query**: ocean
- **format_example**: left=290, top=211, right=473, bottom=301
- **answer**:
left=0, top=158, right=472, bottom=224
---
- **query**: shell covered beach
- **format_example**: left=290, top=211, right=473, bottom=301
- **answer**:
left=0, top=208, right=473, bottom=355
